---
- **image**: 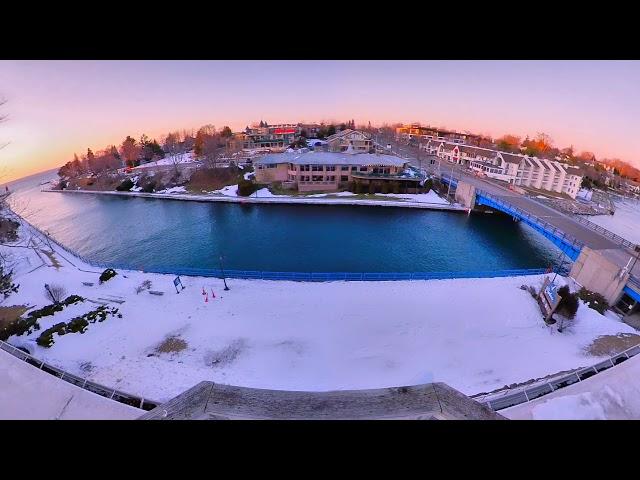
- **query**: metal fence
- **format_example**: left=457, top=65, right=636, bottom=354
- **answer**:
left=572, top=214, right=638, bottom=251
left=476, top=342, right=640, bottom=411
left=0, top=339, right=158, bottom=411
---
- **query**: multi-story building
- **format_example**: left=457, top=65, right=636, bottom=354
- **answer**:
left=430, top=140, right=583, bottom=198
left=326, top=129, right=373, bottom=153
left=396, top=124, right=483, bottom=145
left=254, top=151, right=419, bottom=192
left=234, top=122, right=298, bottom=151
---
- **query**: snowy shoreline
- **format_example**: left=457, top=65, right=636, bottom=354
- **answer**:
left=43, top=188, right=469, bottom=212
left=1, top=213, right=636, bottom=406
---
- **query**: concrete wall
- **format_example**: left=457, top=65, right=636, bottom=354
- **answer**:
left=255, top=163, right=289, bottom=183
left=569, top=247, right=629, bottom=305
left=454, top=181, right=476, bottom=208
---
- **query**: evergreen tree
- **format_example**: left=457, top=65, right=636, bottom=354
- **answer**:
left=221, top=126, right=233, bottom=138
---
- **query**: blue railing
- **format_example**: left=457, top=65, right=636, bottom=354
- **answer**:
left=475, top=190, right=584, bottom=261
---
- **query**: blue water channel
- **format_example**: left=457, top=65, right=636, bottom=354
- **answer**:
left=7, top=170, right=564, bottom=273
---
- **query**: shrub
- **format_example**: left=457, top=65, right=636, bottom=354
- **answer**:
left=381, top=182, right=389, bottom=194
left=99, top=268, right=117, bottom=284
left=66, top=317, right=89, bottom=334
left=347, top=182, right=355, bottom=193
left=237, top=179, right=259, bottom=197
left=577, top=287, right=609, bottom=315
left=141, top=180, right=157, bottom=193
left=44, top=284, right=67, bottom=304
left=116, top=179, right=134, bottom=191
left=63, top=295, right=84, bottom=306
left=36, top=322, right=67, bottom=348
left=0, top=267, right=19, bottom=302
left=423, top=178, right=433, bottom=194
left=354, top=182, right=362, bottom=194
left=556, top=285, right=580, bottom=332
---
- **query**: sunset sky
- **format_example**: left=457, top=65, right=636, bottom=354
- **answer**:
left=0, top=60, right=638, bottom=182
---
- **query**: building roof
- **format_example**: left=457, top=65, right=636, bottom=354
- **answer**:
left=458, top=145, right=498, bottom=158
left=255, top=151, right=408, bottom=167
left=497, top=152, right=525, bottom=166
left=326, top=129, right=371, bottom=142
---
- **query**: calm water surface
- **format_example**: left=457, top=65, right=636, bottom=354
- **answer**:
left=6, top=170, right=563, bottom=272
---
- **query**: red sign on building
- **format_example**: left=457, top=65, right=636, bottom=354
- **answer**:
left=273, top=128, right=296, bottom=135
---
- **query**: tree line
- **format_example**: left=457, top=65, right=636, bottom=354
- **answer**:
left=58, top=125, right=234, bottom=178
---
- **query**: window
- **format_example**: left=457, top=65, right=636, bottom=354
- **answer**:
left=300, top=165, right=310, bottom=171
left=341, top=165, right=349, bottom=171
left=341, top=175, right=349, bottom=182
left=312, top=175, right=323, bottom=182
left=326, top=166, right=336, bottom=171
left=312, top=165, right=323, bottom=172
left=351, top=166, right=357, bottom=172
left=360, top=166, right=368, bottom=172
left=328, top=176, right=335, bottom=182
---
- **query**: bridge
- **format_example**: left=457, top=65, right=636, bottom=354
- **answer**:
left=441, top=174, right=640, bottom=304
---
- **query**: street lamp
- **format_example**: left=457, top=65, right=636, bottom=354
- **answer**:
left=219, top=255, right=230, bottom=291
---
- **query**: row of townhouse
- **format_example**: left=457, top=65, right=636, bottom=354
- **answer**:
left=423, top=140, right=584, bottom=199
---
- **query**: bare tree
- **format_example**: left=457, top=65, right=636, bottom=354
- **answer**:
left=44, top=283, right=67, bottom=304
left=203, top=134, right=222, bottom=170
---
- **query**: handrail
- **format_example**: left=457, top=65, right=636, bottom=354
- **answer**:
left=0, top=339, right=158, bottom=411
left=475, top=340, right=640, bottom=412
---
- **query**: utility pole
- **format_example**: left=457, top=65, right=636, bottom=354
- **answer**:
left=219, top=255, right=230, bottom=291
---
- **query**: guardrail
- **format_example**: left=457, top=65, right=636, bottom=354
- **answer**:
left=476, top=341, right=640, bottom=411
left=0, top=339, right=158, bottom=411
left=571, top=214, right=638, bottom=251
left=475, top=190, right=585, bottom=259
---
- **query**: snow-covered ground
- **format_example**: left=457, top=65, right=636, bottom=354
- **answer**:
left=2, top=222, right=635, bottom=405
left=210, top=185, right=449, bottom=204
left=132, top=151, right=196, bottom=170
left=589, top=198, right=640, bottom=245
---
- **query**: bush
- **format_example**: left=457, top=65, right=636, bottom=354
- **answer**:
left=577, top=287, right=609, bottom=315
left=116, top=179, right=134, bottom=191
left=66, top=317, right=89, bottom=334
left=556, top=285, right=580, bottom=332
left=423, top=178, right=433, bottom=194
left=141, top=180, right=157, bottom=193
left=0, top=267, right=19, bottom=302
left=36, top=322, right=67, bottom=348
left=99, top=268, right=117, bottom=284
left=63, top=295, right=84, bottom=306
left=381, top=182, right=389, bottom=194
left=237, top=179, right=259, bottom=197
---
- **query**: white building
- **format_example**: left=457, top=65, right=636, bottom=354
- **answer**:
left=428, top=140, right=583, bottom=199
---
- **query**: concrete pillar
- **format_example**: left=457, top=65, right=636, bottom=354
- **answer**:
left=569, top=247, right=630, bottom=305
left=454, top=181, right=476, bottom=208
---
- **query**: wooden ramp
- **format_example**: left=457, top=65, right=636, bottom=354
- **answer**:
left=138, top=382, right=504, bottom=420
